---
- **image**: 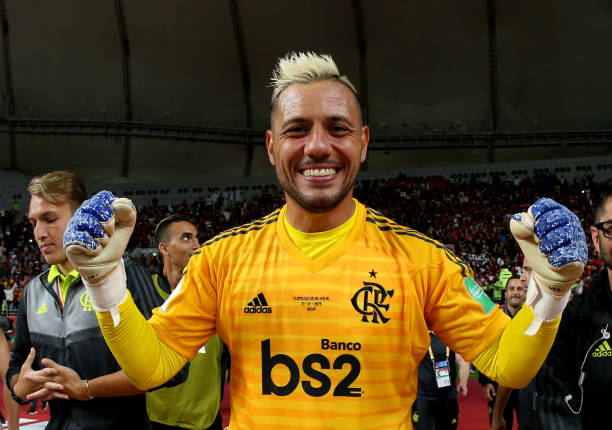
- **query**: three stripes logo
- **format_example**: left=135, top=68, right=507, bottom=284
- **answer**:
left=36, top=302, right=47, bottom=315
left=244, top=292, right=272, bottom=314
left=592, top=340, right=612, bottom=358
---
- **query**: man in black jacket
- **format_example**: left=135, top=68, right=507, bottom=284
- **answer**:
left=535, top=179, right=612, bottom=429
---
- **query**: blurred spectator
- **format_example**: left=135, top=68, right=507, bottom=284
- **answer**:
left=491, top=258, right=538, bottom=430
left=479, top=275, right=527, bottom=429
left=3, top=282, right=15, bottom=314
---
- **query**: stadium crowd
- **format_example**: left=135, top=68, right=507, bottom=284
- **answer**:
left=0, top=170, right=603, bottom=314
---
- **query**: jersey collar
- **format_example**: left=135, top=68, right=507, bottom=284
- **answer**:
left=276, top=200, right=366, bottom=273
left=47, top=265, right=80, bottom=284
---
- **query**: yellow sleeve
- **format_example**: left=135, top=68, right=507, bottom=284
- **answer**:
left=473, top=304, right=560, bottom=388
left=96, top=291, right=189, bottom=390
left=149, top=248, right=218, bottom=358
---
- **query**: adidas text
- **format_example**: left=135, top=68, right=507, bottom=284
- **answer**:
left=592, top=341, right=611, bottom=357
left=244, top=306, right=272, bottom=314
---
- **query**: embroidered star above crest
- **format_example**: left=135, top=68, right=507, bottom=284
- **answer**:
left=369, top=269, right=377, bottom=278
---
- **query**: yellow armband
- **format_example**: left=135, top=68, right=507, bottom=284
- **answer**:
left=473, top=304, right=560, bottom=388
left=96, top=291, right=189, bottom=390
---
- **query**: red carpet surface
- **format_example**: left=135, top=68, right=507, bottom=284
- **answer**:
left=0, top=402, right=50, bottom=429
left=458, top=379, right=513, bottom=430
left=1, top=379, right=512, bottom=429
left=221, top=379, right=515, bottom=429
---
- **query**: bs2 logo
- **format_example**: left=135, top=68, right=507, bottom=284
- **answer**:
left=261, top=340, right=361, bottom=397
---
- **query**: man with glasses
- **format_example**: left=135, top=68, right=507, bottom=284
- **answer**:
left=535, top=179, right=612, bottom=429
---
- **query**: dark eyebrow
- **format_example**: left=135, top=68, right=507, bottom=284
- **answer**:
left=280, top=117, right=308, bottom=127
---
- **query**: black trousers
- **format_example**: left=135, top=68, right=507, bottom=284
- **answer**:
left=412, top=397, right=459, bottom=430
left=487, top=396, right=515, bottom=429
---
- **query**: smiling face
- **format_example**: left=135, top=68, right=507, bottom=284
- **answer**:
left=28, top=195, right=73, bottom=269
left=266, top=79, right=369, bottom=220
left=505, top=277, right=527, bottom=312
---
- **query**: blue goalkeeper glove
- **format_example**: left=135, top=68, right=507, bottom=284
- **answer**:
left=510, top=198, right=587, bottom=333
left=63, top=191, right=136, bottom=321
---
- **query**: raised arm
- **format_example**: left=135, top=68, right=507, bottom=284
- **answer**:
left=473, top=198, right=587, bottom=388
left=62, top=191, right=195, bottom=389
left=96, top=292, right=189, bottom=389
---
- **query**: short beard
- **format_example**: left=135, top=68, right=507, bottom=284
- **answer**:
left=276, top=164, right=358, bottom=214
left=284, top=182, right=352, bottom=214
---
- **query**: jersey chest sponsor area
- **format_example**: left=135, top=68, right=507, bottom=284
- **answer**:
left=261, top=338, right=362, bottom=398
left=243, top=278, right=394, bottom=398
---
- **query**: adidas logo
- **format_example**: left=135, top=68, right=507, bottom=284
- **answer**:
left=36, top=302, right=47, bottom=315
left=592, top=340, right=612, bottom=357
left=243, top=293, right=272, bottom=314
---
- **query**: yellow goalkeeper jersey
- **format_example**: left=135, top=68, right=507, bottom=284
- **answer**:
left=150, top=200, right=509, bottom=429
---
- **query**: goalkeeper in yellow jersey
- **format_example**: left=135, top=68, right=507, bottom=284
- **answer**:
left=59, top=53, right=587, bottom=429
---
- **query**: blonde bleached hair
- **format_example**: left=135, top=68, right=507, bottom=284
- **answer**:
left=270, top=52, right=359, bottom=108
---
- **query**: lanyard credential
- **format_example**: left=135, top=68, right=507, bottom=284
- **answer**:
left=428, top=345, right=451, bottom=388
left=56, top=278, right=64, bottom=308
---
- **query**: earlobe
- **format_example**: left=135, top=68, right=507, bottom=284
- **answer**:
left=265, top=130, right=276, bottom=166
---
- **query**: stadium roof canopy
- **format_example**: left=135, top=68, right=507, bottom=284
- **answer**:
left=0, top=0, right=611, bottom=183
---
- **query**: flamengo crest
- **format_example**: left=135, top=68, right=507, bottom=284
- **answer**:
left=351, top=281, right=394, bottom=324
